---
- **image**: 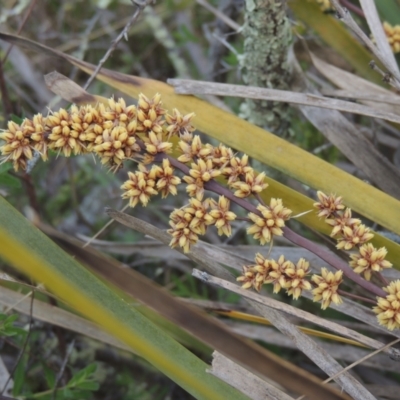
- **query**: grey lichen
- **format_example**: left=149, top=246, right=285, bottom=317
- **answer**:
left=240, top=0, right=292, bottom=133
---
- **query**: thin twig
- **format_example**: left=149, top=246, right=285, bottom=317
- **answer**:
left=196, top=0, right=241, bottom=32
left=82, top=203, right=129, bottom=248
left=2, top=0, right=38, bottom=64
left=83, top=0, right=153, bottom=91
left=51, top=339, right=76, bottom=400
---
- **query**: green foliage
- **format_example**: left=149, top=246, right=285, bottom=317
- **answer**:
left=0, top=312, right=26, bottom=337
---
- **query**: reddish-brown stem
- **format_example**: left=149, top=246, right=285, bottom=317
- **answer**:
left=162, top=153, right=386, bottom=298
left=375, top=271, right=389, bottom=287
left=338, top=289, right=377, bottom=305
left=339, top=0, right=364, bottom=18
left=283, top=228, right=385, bottom=297
left=254, top=193, right=266, bottom=207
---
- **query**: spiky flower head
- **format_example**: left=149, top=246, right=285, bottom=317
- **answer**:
left=263, top=255, right=294, bottom=294
left=230, top=170, right=268, bottom=198
left=0, top=120, right=34, bottom=171
left=314, top=191, right=345, bottom=219
left=154, top=158, right=181, bottom=198
left=208, top=144, right=234, bottom=168
left=93, top=125, right=141, bottom=167
left=136, top=93, right=165, bottom=134
left=99, top=97, right=137, bottom=126
left=325, top=207, right=361, bottom=238
left=120, top=164, right=158, bottom=207
left=206, top=196, right=237, bottom=237
left=349, top=244, right=392, bottom=281
left=165, top=108, right=195, bottom=138
left=143, top=131, right=173, bottom=155
left=312, top=268, right=343, bottom=310
left=373, top=280, right=400, bottom=331
left=247, top=199, right=292, bottom=245
left=285, top=258, right=312, bottom=300
left=336, top=224, right=374, bottom=250
left=178, top=135, right=211, bottom=164
left=168, top=216, right=199, bottom=254
left=188, top=158, right=221, bottom=182
left=237, top=265, right=257, bottom=290
left=46, top=107, right=86, bottom=157
left=184, top=197, right=212, bottom=235
left=222, top=154, right=252, bottom=185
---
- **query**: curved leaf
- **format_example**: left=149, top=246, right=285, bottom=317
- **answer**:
left=0, top=196, right=248, bottom=400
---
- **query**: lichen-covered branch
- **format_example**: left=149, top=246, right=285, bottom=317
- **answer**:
left=240, top=0, right=292, bottom=132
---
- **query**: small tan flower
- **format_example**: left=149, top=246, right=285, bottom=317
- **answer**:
left=0, top=120, right=34, bottom=171
left=169, top=208, right=191, bottom=230
left=206, top=196, right=237, bottom=236
left=314, top=191, right=345, bottom=219
left=136, top=93, right=165, bottom=134
left=263, top=256, right=294, bottom=294
left=312, top=268, right=343, bottom=310
left=165, top=108, right=195, bottom=137
left=373, top=280, right=400, bottom=331
left=77, top=105, right=106, bottom=151
left=121, top=164, right=158, bottom=207
left=26, top=114, right=48, bottom=160
left=336, top=224, right=374, bottom=250
left=168, top=225, right=199, bottom=253
left=185, top=197, right=212, bottom=235
left=285, top=258, right=312, bottom=300
left=143, top=131, right=172, bottom=155
left=188, top=159, right=221, bottom=182
left=93, top=125, right=140, bottom=166
left=155, top=158, right=181, bottom=198
left=350, top=243, right=392, bottom=280
left=207, top=143, right=234, bottom=167
left=247, top=200, right=292, bottom=245
left=99, top=97, right=137, bottom=125
left=222, top=154, right=252, bottom=184
left=47, top=108, right=85, bottom=157
left=237, top=265, right=257, bottom=290
left=383, top=22, right=400, bottom=54
left=177, top=135, right=211, bottom=163
left=183, top=175, right=204, bottom=200
left=325, top=208, right=361, bottom=237
left=230, top=170, right=268, bottom=198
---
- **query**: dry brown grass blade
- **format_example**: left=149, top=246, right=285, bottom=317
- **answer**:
left=301, top=290, right=400, bottom=344
left=191, top=269, right=398, bottom=359
left=44, top=71, right=104, bottom=105
left=310, top=54, right=400, bottom=114
left=210, top=351, right=294, bottom=400
left=168, top=79, right=400, bottom=124
left=39, top=224, right=350, bottom=400
left=193, top=271, right=391, bottom=400
left=81, top=237, right=332, bottom=270
left=290, top=57, right=400, bottom=198
left=226, top=323, right=399, bottom=373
